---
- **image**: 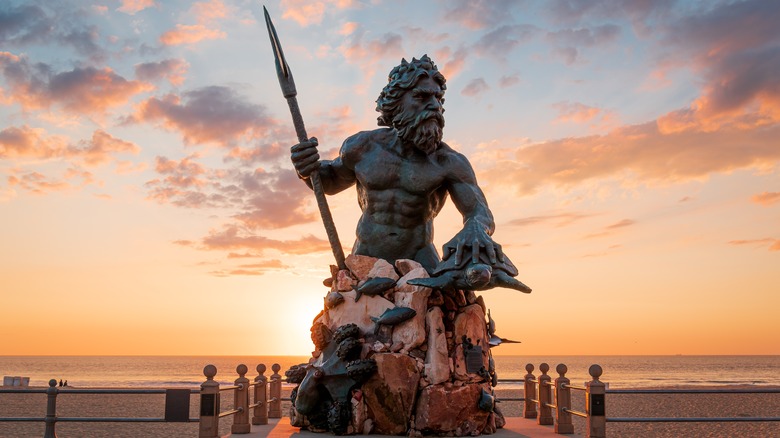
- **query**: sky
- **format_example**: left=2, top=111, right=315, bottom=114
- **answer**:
left=1, top=0, right=778, bottom=357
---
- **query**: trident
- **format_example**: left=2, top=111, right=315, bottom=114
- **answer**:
left=263, top=6, right=347, bottom=270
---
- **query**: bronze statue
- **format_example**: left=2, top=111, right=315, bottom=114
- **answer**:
left=292, top=55, right=505, bottom=273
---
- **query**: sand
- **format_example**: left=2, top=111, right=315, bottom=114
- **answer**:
left=1, top=385, right=778, bottom=437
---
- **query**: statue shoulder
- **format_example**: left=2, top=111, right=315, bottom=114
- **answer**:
left=435, top=142, right=471, bottom=167
left=341, top=128, right=394, bottom=161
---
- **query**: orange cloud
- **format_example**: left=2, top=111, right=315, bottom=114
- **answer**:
left=508, top=212, right=596, bottom=227
left=1, top=126, right=140, bottom=167
left=279, top=0, right=356, bottom=27
left=134, top=59, right=189, bottom=86
left=201, top=225, right=330, bottom=255
left=0, top=52, right=152, bottom=115
left=552, top=101, right=602, bottom=123
left=192, top=0, right=227, bottom=24
left=476, top=119, right=780, bottom=196
left=751, top=192, right=780, bottom=206
left=0, top=125, right=68, bottom=159
left=118, top=0, right=156, bottom=14
left=159, top=24, right=225, bottom=46
left=728, top=238, right=780, bottom=252
left=7, top=167, right=95, bottom=195
left=76, top=130, right=141, bottom=167
left=129, top=86, right=275, bottom=147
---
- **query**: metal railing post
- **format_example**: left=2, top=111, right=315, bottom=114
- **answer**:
left=231, top=364, right=251, bottom=434
left=199, top=365, right=220, bottom=438
left=537, top=363, right=554, bottom=426
left=252, top=364, right=268, bottom=425
left=586, top=364, right=606, bottom=438
left=523, top=363, right=537, bottom=419
left=554, top=364, right=574, bottom=434
left=43, top=379, right=58, bottom=438
left=268, top=364, right=282, bottom=418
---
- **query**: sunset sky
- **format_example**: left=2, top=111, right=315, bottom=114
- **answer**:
left=1, top=0, right=778, bottom=357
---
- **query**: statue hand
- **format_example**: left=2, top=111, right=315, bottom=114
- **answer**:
left=442, top=219, right=504, bottom=265
left=291, top=137, right=320, bottom=178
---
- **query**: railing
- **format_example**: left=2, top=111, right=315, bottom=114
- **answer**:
left=507, top=362, right=780, bottom=437
left=0, top=362, right=286, bottom=438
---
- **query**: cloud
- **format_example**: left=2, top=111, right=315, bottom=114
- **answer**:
left=0, top=4, right=106, bottom=59
left=653, top=2, right=780, bottom=132
left=7, top=167, right=95, bottom=195
left=461, top=78, right=489, bottom=97
left=159, top=24, right=225, bottom=46
left=210, top=259, right=289, bottom=277
left=339, top=29, right=404, bottom=64
left=473, top=24, right=539, bottom=58
left=134, top=59, right=189, bottom=86
left=442, top=0, right=524, bottom=30
left=728, top=238, right=780, bottom=252
left=751, top=192, right=780, bottom=206
left=129, top=86, right=275, bottom=147
left=0, top=52, right=152, bottom=115
left=0, top=125, right=69, bottom=159
left=584, top=218, right=636, bottom=239
left=606, top=219, right=635, bottom=229
left=192, top=0, right=227, bottom=24
left=552, top=101, right=602, bottom=123
left=546, top=24, right=621, bottom=47
left=280, top=0, right=356, bottom=27
left=476, top=119, right=780, bottom=196
left=0, top=126, right=138, bottom=167
left=499, top=74, right=521, bottom=88
left=117, top=0, right=156, bottom=15
left=74, top=130, right=141, bottom=166
left=200, top=225, right=331, bottom=255
left=145, top=158, right=316, bottom=229
left=508, top=211, right=595, bottom=227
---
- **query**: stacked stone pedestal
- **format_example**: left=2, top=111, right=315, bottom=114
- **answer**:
left=289, top=254, right=503, bottom=436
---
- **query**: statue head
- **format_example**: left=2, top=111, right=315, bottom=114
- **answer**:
left=376, top=55, right=447, bottom=153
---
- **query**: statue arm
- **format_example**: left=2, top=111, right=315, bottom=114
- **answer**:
left=443, top=151, right=503, bottom=264
left=292, top=136, right=357, bottom=195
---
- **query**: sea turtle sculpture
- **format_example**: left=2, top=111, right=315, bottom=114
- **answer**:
left=408, top=249, right=532, bottom=293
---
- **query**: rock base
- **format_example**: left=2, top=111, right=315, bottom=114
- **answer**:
left=288, top=255, right=505, bottom=436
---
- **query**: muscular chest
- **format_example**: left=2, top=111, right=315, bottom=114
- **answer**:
left=354, top=147, right=446, bottom=195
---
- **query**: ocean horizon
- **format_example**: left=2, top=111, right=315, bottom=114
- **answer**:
left=2, top=355, right=778, bottom=389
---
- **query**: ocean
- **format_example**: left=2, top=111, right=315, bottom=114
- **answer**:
left=2, top=355, right=778, bottom=389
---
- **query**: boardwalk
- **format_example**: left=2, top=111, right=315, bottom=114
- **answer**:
left=234, top=417, right=583, bottom=438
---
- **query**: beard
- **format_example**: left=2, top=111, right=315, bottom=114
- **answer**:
left=394, top=109, right=445, bottom=155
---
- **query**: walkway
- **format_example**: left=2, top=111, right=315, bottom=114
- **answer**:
left=230, top=417, right=582, bottom=437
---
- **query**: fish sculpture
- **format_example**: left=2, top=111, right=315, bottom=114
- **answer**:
left=354, top=276, right=396, bottom=301
left=370, top=306, right=416, bottom=334
left=478, top=388, right=496, bottom=412
left=324, top=291, right=344, bottom=309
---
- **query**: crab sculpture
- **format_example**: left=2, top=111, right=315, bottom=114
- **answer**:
left=288, top=323, right=376, bottom=434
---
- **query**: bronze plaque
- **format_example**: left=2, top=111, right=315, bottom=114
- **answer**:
left=465, top=345, right=484, bottom=374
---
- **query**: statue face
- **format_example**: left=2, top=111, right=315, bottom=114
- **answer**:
left=394, top=76, right=445, bottom=154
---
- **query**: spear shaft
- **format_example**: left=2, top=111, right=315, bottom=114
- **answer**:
left=263, top=6, right=346, bottom=270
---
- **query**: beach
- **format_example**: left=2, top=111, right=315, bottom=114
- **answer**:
left=1, top=385, right=778, bottom=437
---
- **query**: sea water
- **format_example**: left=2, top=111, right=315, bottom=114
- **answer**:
left=1, top=355, right=778, bottom=389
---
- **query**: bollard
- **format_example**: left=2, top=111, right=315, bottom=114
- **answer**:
left=537, top=363, right=554, bottom=426
left=523, top=363, right=537, bottom=419
left=554, top=364, right=574, bottom=434
left=199, top=365, right=220, bottom=438
left=268, top=363, right=282, bottom=418
left=586, top=364, right=606, bottom=438
left=43, top=379, right=59, bottom=438
left=252, top=364, right=268, bottom=425
left=231, top=364, right=251, bottom=434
